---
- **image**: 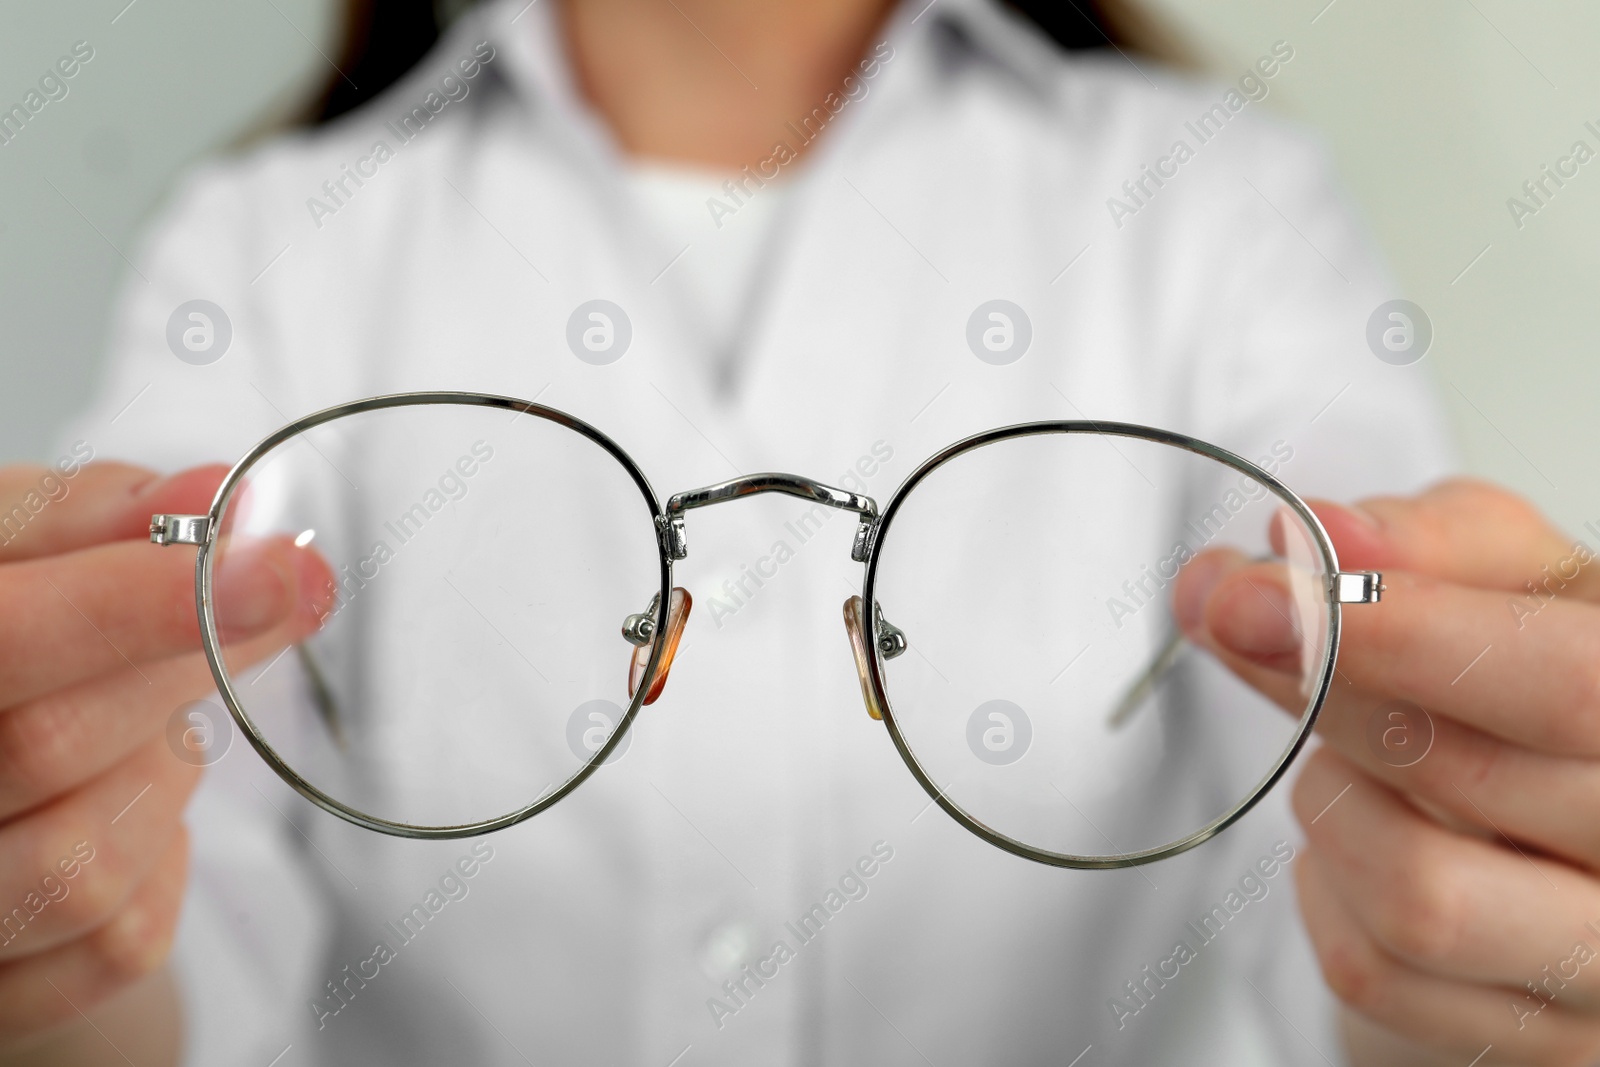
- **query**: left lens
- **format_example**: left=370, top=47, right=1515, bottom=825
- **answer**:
left=206, top=397, right=665, bottom=834
left=865, top=427, right=1336, bottom=866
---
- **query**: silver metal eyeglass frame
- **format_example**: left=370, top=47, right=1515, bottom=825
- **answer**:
left=150, top=391, right=1382, bottom=869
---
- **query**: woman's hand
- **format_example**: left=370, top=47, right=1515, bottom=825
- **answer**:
left=0, top=462, right=328, bottom=1058
left=1181, top=478, right=1600, bottom=1067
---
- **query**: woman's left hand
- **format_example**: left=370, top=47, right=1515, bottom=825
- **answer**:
left=1181, top=479, right=1600, bottom=1067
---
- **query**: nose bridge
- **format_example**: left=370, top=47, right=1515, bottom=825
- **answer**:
left=658, top=473, right=879, bottom=562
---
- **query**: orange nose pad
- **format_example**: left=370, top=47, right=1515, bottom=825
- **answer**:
left=629, top=587, right=692, bottom=705
left=842, top=596, right=886, bottom=721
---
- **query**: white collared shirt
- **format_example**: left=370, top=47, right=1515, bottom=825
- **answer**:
left=68, top=0, right=1453, bottom=1062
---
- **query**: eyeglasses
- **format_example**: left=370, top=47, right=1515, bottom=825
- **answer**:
left=150, top=391, right=1380, bottom=869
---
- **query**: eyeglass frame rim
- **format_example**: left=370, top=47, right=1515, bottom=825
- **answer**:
left=190, top=391, right=673, bottom=840
left=859, top=420, right=1343, bottom=869
left=178, top=390, right=1343, bottom=866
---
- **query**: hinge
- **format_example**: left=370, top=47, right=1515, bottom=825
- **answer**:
left=149, top=514, right=210, bottom=546
left=851, top=517, right=878, bottom=563
left=1332, top=571, right=1383, bottom=604
left=656, top=514, right=687, bottom=560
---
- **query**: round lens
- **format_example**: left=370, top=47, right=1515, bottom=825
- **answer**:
left=206, top=398, right=665, bottom=832
left=867, top=429, right=1334, bottom=865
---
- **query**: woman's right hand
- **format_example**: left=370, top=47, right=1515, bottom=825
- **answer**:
left=0, top=461, right=330, bottom=1055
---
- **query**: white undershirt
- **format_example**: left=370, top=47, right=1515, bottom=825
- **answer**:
left=622, top=160, right=795, bottom=369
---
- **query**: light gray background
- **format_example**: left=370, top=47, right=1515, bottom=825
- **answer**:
left=1, top=0, right=1595, bottom=533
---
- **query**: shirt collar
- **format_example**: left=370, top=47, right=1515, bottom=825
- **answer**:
left=471, top=0, right=588, bottom=121
left=905, top=0, right=1070, bottom=103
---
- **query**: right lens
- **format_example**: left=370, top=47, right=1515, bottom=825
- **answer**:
left=207, top=398, right=666, bottom=833
left=867, top=427, right=1336, bottom=866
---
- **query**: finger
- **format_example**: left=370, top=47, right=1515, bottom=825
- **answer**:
left=1297, top=675, right=1600, bottom=871
left=1184, top=554, right=1600, bottom=755
left=1286, top=478, right=1600, bottom=601
left=0, top=534, right=333, bottom=709
left=0, top=619, right=307, bottom=821
left=1175, top=596, right=1600, bottom=868
left=0, top=829, right=186, bottom=1045
left=0, top=464, right=230, bottom=564
left=0, top=735, right=198, bottom=961
left=1296, top=843, right=1600, bottom=1065
left=1293, top=749, right=1600, bottom=1009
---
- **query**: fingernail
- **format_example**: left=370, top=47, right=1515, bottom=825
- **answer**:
left=293, top=547, right=337, bottom=626
left=1174, top=553, right=1236, bottom=635
left=1209, top=577, right=1301, bottom=660
left=213, top=545, right=293, bottom=632
left=1342, top=502, right=1383, bottom=531
left=131, top=472, right=177, bottom=500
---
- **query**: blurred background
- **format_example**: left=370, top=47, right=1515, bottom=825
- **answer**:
left=1, top=0, right=1595, bottom=532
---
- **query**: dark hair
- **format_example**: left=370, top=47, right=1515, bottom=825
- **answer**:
left=312, top=0, right=1152, bottom=125
left=316, top=0, right=443, bottom=125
